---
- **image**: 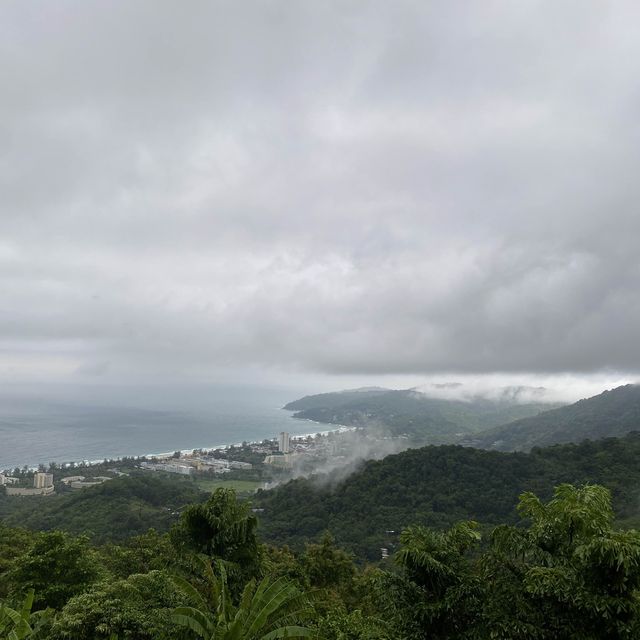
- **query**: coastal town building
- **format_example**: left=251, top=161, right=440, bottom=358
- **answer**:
left=140, top=454, right=252, bottom=477
left=34, top=472, right=54, bottom=489
left=278, top=431, right=290, bottom=453
left=264, top=453, right=293, bottom=468
left=60, top=475, right=112, bottom=489
left=5, top=472, right=55, bottom=496
left=60, top=476, right=87, bottom=485
left=5, top=486, right=55, bottom=496
left=140, top=461, right=195, bottom=475
left=228, top=460, right=252, bottom=470
left=70, top=477, right=111, bottom=489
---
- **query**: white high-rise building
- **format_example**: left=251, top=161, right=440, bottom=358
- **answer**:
left=34, top=472, right=54, bottom=489
left=278, top=431, right=290, bottom=453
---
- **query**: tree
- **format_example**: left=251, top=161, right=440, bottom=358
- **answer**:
left=171, top=488, right=261, bottom=595
left=0, top=590, right=51, bottom=640
left=7, top=531, right=100, bottom=610
left=172, top=556, right=316, bottom=639
left=301, top=533, right=356, bottom=591
left=483, top=484, right=640, bottom=639
left=300, top=532, right=358, bottom=614
left=390, top=520, right=482, bottom=638
left=357, top=521, right=482, bottom=639
left=49, top=570, right=184, bottom=640
left=99, top=530, right=176, bottom=579
left=316, top=608, right=391, bottom=640
left=260, top=545, right=307, bottom=585
left=0, top=526, right=34, bottom=599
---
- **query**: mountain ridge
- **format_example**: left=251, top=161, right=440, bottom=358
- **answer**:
left=467, top=383, right=640, bottom=451
left=283, top=387, right=562, bottom=443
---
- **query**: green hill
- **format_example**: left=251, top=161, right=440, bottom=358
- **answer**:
left=0, top=475, right=202, bottom=541
left=284, top=387, right=559, bottom=443
left=255, top=432, right=640, bottom=560
left=468, top=384, right=640, bottom=451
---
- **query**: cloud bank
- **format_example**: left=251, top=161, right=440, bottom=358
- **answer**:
left=2, top=1, right=640, bottom=385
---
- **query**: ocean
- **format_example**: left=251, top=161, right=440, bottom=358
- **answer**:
left=0, top=385, right=318, bottom=471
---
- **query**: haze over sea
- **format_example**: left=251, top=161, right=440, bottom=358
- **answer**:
left=0, top=384, right=315, bottom=471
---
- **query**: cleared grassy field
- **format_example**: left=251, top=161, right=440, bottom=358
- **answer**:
left=196, top=478, right=262, bottom=494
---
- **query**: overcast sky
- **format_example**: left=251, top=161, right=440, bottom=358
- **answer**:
left=2, top=1, right=639, bottom=400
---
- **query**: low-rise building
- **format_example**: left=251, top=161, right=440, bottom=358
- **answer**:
left=6, top=486, right=53, bottom=496
left=228, top=460, right=252, bottom=470
left=69, top=477, right=111, bottom=490
left=140, top=461, right=195, bottom=475
left=264, top=453, right=293, bottom=468
left=60, top=475, right=112, bottom=490
left=60, top=475, right=86, bottom=485
left=5, top=471, right=56, bottom=496
left=194, top=458, right=252, bottom=473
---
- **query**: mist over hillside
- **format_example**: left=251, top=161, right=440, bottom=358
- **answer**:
left=255, top=431, right=640, bottom=560
left=468, top=384, right=640, bottom=451
left=284, top=386, right=562, bottom=444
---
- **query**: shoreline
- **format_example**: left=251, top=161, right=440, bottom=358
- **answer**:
left=1, top=418, right=356, bottom=473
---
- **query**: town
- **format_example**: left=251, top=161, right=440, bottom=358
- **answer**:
left=0, top=427, right=367, bottom=497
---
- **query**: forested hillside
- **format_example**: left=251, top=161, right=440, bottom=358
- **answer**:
left=285, top=387, right=559, bottom=442
left=4, top=484, right=640, bottom=639
left=0, top=475, right=202, bottom=541
left=6, top=431, right=640, bottom=561
left=255, top=431, right=640, bottom=559
left=469, top=383, right=640, bottom=451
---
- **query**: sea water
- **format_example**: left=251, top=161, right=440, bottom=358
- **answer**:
left=0, top=384, right=319, bottom=471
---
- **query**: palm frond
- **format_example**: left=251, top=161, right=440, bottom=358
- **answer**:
left=243, top=577, right=307, bottom=638
left=259, top=625, right=319, bottom=639
left=172, top=606, right=215, bottom=639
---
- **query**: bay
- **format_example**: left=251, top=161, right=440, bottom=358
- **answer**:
left=0, top=385, right=317, bottom=471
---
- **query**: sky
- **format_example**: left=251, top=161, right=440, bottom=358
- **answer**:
left=2, top=1, right=639, bottom=403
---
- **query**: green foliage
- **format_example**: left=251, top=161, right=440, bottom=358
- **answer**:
left=7, top=531, right=101, bottom=611
left=300, top=533, right=358, bottom=614
left=172, top=557, right=316, bottom=639
left=357, top=485, right=640, bottom=639
left=483, top=484, right=640, bottom=639
left=49, top=570, right=185, bottom=640
left=256, top=444, right=540, bottom=559
left=171, top=488, right=261, bottom=595
left=371, top=522, right=482, bottom=639
left=0, top=526, right=34, bottom=599
left=395, top=521, right=480, bottom=595
left=98, top=529, right=177, bottom=579
left=316, top=608, right=391, bottom=640
left=358, top=569, right=428, bottom=639
left=260, top=546, right=307, bottom=585
left=0, top=590, right=51, bottom=640
left=3, top=477, right=640, bottom=639
left=0, top=475, right=202, bottom=542
left=301, top=533, right=356, bottom=591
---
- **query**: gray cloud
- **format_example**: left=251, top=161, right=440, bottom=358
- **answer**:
left=2, top=1, right=640, bottom=386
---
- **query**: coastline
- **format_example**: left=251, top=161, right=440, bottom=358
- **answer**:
left=2, top=417, right=355, bottom=473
